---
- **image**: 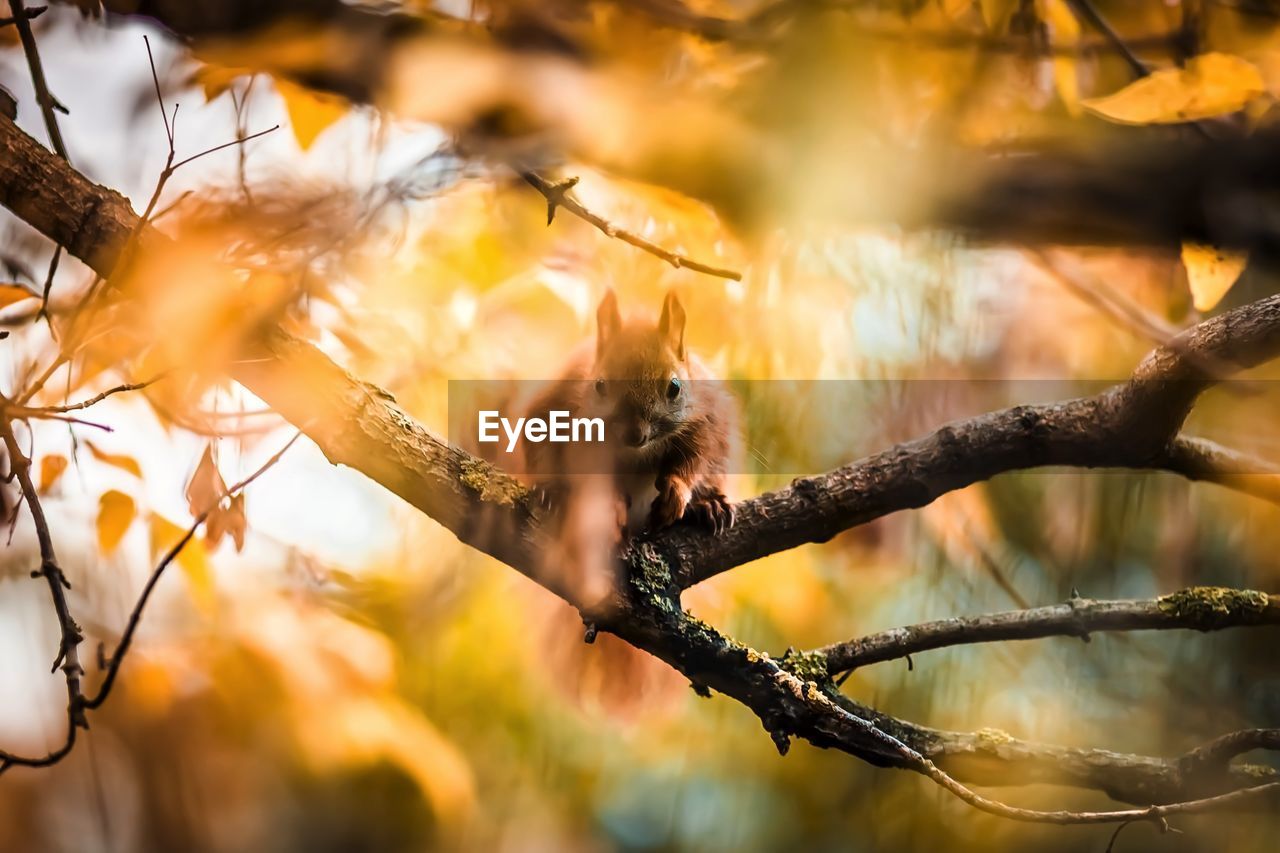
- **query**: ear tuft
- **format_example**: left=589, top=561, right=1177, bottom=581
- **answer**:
left=596, top=289, right=622, bottom=358
left=658, top=291, right=686, bottom=360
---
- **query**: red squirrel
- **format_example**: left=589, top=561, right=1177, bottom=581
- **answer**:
left=520, top=290, right=738, bottom=542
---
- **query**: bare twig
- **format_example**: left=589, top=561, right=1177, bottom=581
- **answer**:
left=14, top=37, right=276, bottom=408
left=817, top=587, right=1280, bottom=675
left=0, top=5, right=46, bottom=28
left=14, top=376, right=168, bottom=415
left=777, top=665, right=1280, bottom=825
left=0, top=410, right=85, bottom=773
left=84, top=431, right=301, bottom=711
left=8, top=0, right=69, bottom=319
left=1179, top=728, right=1280, bottom=774
left=520, top=170, right=742, bottom=281
left=1064, top=0, right=1151, bottom=77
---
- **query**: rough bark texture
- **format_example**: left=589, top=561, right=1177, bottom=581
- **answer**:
left=819, top=588, right=1279, bottom=673
left=2, top=111, right=1278, bottom=808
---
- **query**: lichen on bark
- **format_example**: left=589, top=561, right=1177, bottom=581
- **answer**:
left=1157, top=586, right=1270, bottom=629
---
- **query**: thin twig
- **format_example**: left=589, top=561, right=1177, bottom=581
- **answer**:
left=1179, top=728, right=1280, bottom=773
left=169, top=124, right=280, bottom=172
left=520, top=170, right=742, bottom=281
left=818, top=586, right=1279, bottom=674
left=0, top=410, right=85, bottom=773
left=15, top=38, right=275, bottom=408
left=0, top=5, right=46, bottom=28
left=1064, top=0, right=1150, bottom=77
left=779, top=666, right=1280, bottom=825
left=16, top=376, right=168, bottom=414
left=9, top=0, right=69, bottom=318
left=84, top=431, right=301, bottom=711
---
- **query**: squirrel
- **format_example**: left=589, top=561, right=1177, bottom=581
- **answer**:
left=519, top=289, right=739, bottom=541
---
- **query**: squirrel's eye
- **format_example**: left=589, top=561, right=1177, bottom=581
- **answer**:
left=666, top=377, right=682, bottom=400
left=594, top=379, right=607, bottom=397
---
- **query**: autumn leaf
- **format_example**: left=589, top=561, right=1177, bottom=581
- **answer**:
left=85, top=440, right=143, bottom=478
left=191, top=63, right=252, bottom=102
left=150, top=514, right=216, bottom=610
left=1082, top=53, right=1265, bottom=125
left=1182, top=242, right=1248, bottom=312
left=980, top=0, right=1018, bottom=32
left=97, top=490, right=136, bottom=554
left=0, top=283, right=36, bottom=309
left=275, top=77, right=349, bottom=150
left=185, top=444, right=227, bottom=518
left=38, top=455, right=68, bottom=494
left=206, top=491, right=248, bottom=553
left=1040, top=0, right=1081, bottom=117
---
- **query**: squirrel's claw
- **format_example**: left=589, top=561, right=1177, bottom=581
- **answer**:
left=686, top=486, right=734, bottom=535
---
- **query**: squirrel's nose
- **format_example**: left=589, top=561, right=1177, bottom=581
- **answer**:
left=624, top=423, right=650, bottom=447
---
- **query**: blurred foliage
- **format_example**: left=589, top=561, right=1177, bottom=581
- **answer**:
left=1, top=0, right=1280, bottom=851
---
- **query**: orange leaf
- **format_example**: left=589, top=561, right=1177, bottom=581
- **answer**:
left=150, top=514, right=215, bottom=610
left=38, top=455, right=68, bottom=494
left=97, top=490, right=136, bottom=554
left=0, top=283, right=36, bottom=309
left=191, top=62, right=252, bottom=102
left=275, top=77, right=348, bottom=150
left=185, top=444, right=227, bottom=518
left=84, top=440, right=143, bottom=478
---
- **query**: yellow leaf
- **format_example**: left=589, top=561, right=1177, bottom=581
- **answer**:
left=275, top=77, right=348, bottom=150
left=1182, top=242, right=1248, bottom=312
left=191, top=63, right=251, bottom=102
left=150, top=514, right=215, bottom=611
left=1082, top=53, right=1265, bottom=125
left=1040, top=0, right=1081, bottom=116
left=0, top=283, right=36, bottom=309
left=38, top=455, right=68, bottom=494
left=97, top=490, right=136, bottom=554
left=980, top=0, right=1018, bottom=31
left=85, top=440, right=142, bottom=478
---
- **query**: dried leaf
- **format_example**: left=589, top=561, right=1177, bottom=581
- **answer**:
left=0, top=283, right=36, bottom=309
left=85, top=440, right=143, bottom=478
left=38, top=455, right=68, bottom=494
left=150, top=513, right=215, bottom=610
left=275, top=77, right=349, bottom=150
left=1182, top=242, right=1248, bottom=312
left=191, top=62, right=251, bottom=102
left=185, top=444, right=227, bottom=518
left=97, top=490, right=136, bottom=554
left=1082, top=53, right=1265, bottom=125
left=206, top=492, right=248, bottom=553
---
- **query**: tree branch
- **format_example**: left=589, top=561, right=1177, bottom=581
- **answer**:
left=3, top=111, right=1280, bottom=815
left=0, top=412, right=85, bottom=772
left=817, top=587, right=1279, bottom=674
left=521, top=170, right=742, bottom=281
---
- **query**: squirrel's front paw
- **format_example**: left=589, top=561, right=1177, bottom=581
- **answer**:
left=649, top=478, right=691, bottom=530
left=687, top=485, right=735, bottom=535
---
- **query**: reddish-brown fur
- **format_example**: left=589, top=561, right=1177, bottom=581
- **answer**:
left=520, top=290, right=739, bottom=539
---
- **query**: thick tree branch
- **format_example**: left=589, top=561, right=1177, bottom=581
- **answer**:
left=3, top=113, right=1280, bottom=815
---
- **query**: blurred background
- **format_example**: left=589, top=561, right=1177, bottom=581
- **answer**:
left=1, top=1, right=1279, bottom=850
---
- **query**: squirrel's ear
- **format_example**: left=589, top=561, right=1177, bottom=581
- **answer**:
left=658, top=291, right=686, bottom=360
left=596, top=289, right=621, bottom=357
